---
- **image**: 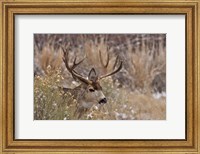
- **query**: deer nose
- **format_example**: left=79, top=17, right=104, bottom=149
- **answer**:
left=99, top=98, right=107, bottom=104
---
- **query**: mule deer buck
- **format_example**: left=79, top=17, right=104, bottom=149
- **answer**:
left=60, top=46, right=122, bottom=119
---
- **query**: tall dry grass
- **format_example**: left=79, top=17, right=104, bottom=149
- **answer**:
left=126, top=36, right=166, bottom=93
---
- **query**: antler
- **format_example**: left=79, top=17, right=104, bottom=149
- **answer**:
left=99, top=48, right=110, bottom=68
left=99, top=54, right=123, bottom=80
left=61, top=46, right=91, bottom=84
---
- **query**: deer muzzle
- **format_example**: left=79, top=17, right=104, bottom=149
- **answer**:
left=99, top=98, right=107, bottom=104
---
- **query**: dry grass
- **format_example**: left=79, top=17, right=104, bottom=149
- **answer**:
left=85, top=77, right=166, bottom=120
left=34, top=34, right=166, bottom=120
left=34, top=44, right=63, bottom=74
left=126, top=37, right=166, bottom=93
left=34, top=72, right=165, bottom=120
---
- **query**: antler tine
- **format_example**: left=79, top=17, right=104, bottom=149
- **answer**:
left=61, top=46, right=91, bottom=84
left=99, top=56, right=123, bottom=80
left=112, top=55, right=119, bottom=70
left=61, top=46, right=70, bottom=69
left=99, top=49, right=109, bottom=68
left=71, top=55, right=86, bottom=70
left=69, top=55, right=86, bottom=80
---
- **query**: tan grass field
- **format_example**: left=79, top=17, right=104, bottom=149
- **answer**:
left=34, top=34, right=166, bottom=120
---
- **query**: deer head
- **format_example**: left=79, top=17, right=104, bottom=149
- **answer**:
left=61, top=46, right=122, bottom=118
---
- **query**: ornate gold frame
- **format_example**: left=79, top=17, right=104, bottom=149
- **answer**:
left=0, top=0, right=199, bottom=153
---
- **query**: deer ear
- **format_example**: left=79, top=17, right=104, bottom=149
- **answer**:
left=88, top=68, right=98, bottom=82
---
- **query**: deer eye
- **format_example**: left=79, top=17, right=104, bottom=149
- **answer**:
left=89, top=88, right=95, bottom=92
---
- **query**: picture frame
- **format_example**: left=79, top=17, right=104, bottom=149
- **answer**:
left=0, top=0, right=199, bottom=153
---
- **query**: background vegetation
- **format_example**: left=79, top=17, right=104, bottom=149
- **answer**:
left=34, top=34, right=166, bottom=120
